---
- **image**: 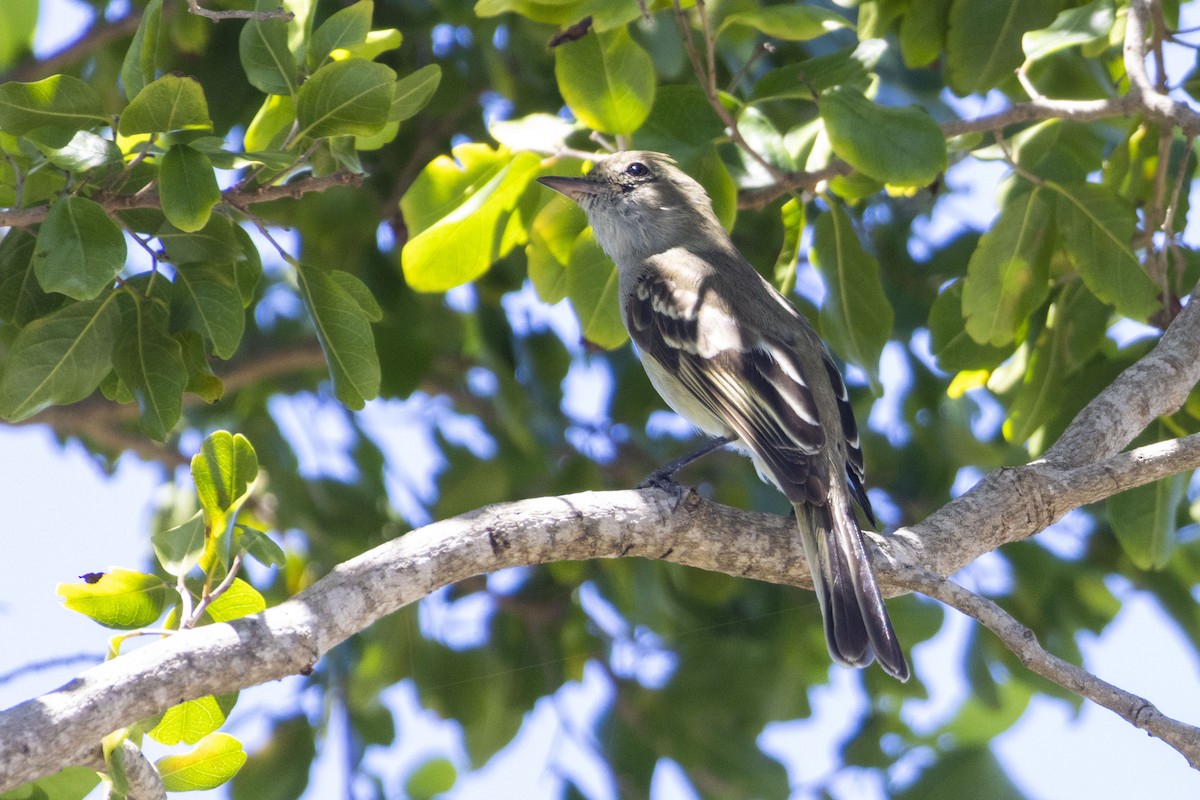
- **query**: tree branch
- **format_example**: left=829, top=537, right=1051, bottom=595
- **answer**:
left=893, top=568, right=1200, bottom=770
left=6, top=425, right=1200, bottom=790
left=0, top=172, right=363, bottom=230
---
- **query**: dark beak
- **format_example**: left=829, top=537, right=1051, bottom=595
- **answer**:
left=536, top=175, right=596, bottom=202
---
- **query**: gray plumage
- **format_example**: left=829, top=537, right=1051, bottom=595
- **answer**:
left=538, top=151, right=908, bottom=681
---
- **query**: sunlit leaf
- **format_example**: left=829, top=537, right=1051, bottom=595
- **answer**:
left=809, top=202, right=892, bottom=390
left=157, top=733, right=247, bottom=792
left=58, top=568, right=170, bottom=630
left=554, top=29, right=654, bottom=135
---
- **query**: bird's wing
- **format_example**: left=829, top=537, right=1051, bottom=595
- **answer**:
left=626, top=258, right=833, bottom=507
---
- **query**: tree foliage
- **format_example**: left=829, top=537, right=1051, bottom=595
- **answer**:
left=3, top=0, right=1200, bottom=797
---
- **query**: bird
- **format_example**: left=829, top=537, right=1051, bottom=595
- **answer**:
left=537, top=151, right=909, bottom=680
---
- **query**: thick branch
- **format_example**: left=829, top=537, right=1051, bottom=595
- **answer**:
left=894, top=568, right=1200, bottom=770
left=6, top=427, right=1200, bottom=789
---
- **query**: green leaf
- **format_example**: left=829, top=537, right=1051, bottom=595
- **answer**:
left=1050, top=181, right=1159, bottom=321
left=328, top=269, right=382, bottom=321
left=1023, top=0, right=1115, bottom=62
left=928, top=280, right=1014, bottom=373
left=404, top=758, right=457, bottom=800
left=178, top=330, right=225, bottom=402
left=566, top=228, right=626, bottom=350
left=0, top=293, right=120, bottom=421
left=0, top=0, right=38, bottom=73
left=153, top=510, right=206, bottom=577
left=244, top=93, right=296, bottom=152
left=554, top=29, right=654, bottom=135
left=526, top=183, right=587, bottom=304
left=400, top=145, right=541, bottom=292
left=36, top=129, right=122, bottom=172
left=750, top=46, right=874, bottom=104
left=203, top=578, right=267, bottom=623
left=0, top=75, right=108, bottom=147
left=899, top=0, right=951, bottom=68
left=295, top=58, right=395, bottom=140
left=809, top=202, right=893, bottom=390
left=773, top=198, right=804, bottom=295
left=150, top=694, right=237, bottom=746
left=118, top=74, right=213, bottom=135
left=718, top=5, right=850, bottom=41
left=172, top=261, right=245, bottom=359
left=160, top=144, right=222, bottom=232
left=308, top=0, right=373, bottom=70
left=57, top=568, right=170, bottom=629
left=820, top=86, right=947, bottom=187
left=239, top=12, right=298, bottom=96
left=962, top=188, right=1053, bottom=347
left=896, top=747, right=1027, bottom=800
left=160, top=213, right=244, bottom=265
left=391, top=63, right=441, bottom=123
left=945, top=0, right=1058, bottom=95
left=1109, top=471, right=1185, bottom=571
left=234, top=525, right=287, bottom=568
left=113, top=294, right=187, bottom=440
left=0, top=226, right=59, bottom=326
left=33, top=196, right=126, bottom=301
left=157, top=733, right=247, bottom=792
left=228, top=716, right=314, bottom=800
left=295, top=262, right=381, bottom=408
left=120, top=0, right=162, bottom=101
left=193, top=430, right=259, bottom=530
left=0, top=767, right=100, bottom=800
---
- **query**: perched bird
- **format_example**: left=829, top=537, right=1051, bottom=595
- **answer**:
left=538, top=151, right=908, bottom=680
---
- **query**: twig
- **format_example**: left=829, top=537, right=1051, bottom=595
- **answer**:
left=187, top=552, right=245, bottom=628
left=0, top=171, right=363, bottom=229
left=670, top=0, right=789, bottom=185
left=895, top=568, right=1200, bottom=769
left=185, top=0, right=293, bottom=21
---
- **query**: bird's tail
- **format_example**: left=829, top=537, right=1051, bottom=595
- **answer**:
left=796, top=501, right=909, bottom=681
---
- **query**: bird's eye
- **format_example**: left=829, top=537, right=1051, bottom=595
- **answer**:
left=625, top=162, right=649, bottom=177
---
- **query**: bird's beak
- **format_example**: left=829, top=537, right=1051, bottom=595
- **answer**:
left=536, top=175, right=597, bottom=203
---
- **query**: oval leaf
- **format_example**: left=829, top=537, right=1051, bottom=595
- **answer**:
left=400, top=146, right=541, bottom=292
left=308, top=0, right=373, bottom=70
left=1051, top=181, right=1159, bottom=321
left=120, top=0, right=162, bottom=101
left=295, top=263, right=381, bottom=408
left=0, top=294, right=120, bottom=421
left=820, top=86, right=947, bottom=187
left=239, top=14, right=298, bottom=96
left=554, top=29, right=654, bottom=135
left=113, top=296, right=187, bottom=440
left=33, top=196, right=126, bottom=301
left=566, top=228, right=626, bottom=350
left=153, top=510, right=207, bottom=577
left=157, top=732, right=247, bottom=792
left=391, top=63, right=441, bottom=123
left=0, top=75, right=108, bottom=147
left=57, top=568, right=169, bottom=629
left=296, top=58, right=395, bottom=140
left=809, top=202, right=893, bottom=390
left=719, top=6, right=850, bottom=41
left=962, top=188, right=1053, bottom=347
left=150, top=694, right=236, bottom=746
left=160, top=144, right=222, bottom=232
left=118, top=74, right=213, bottom=136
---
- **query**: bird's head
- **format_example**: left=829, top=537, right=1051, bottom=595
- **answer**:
left=537, top=151, right=726, bottom=264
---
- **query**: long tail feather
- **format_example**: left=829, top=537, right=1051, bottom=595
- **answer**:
left=796, top=502, right=909, bottom=681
